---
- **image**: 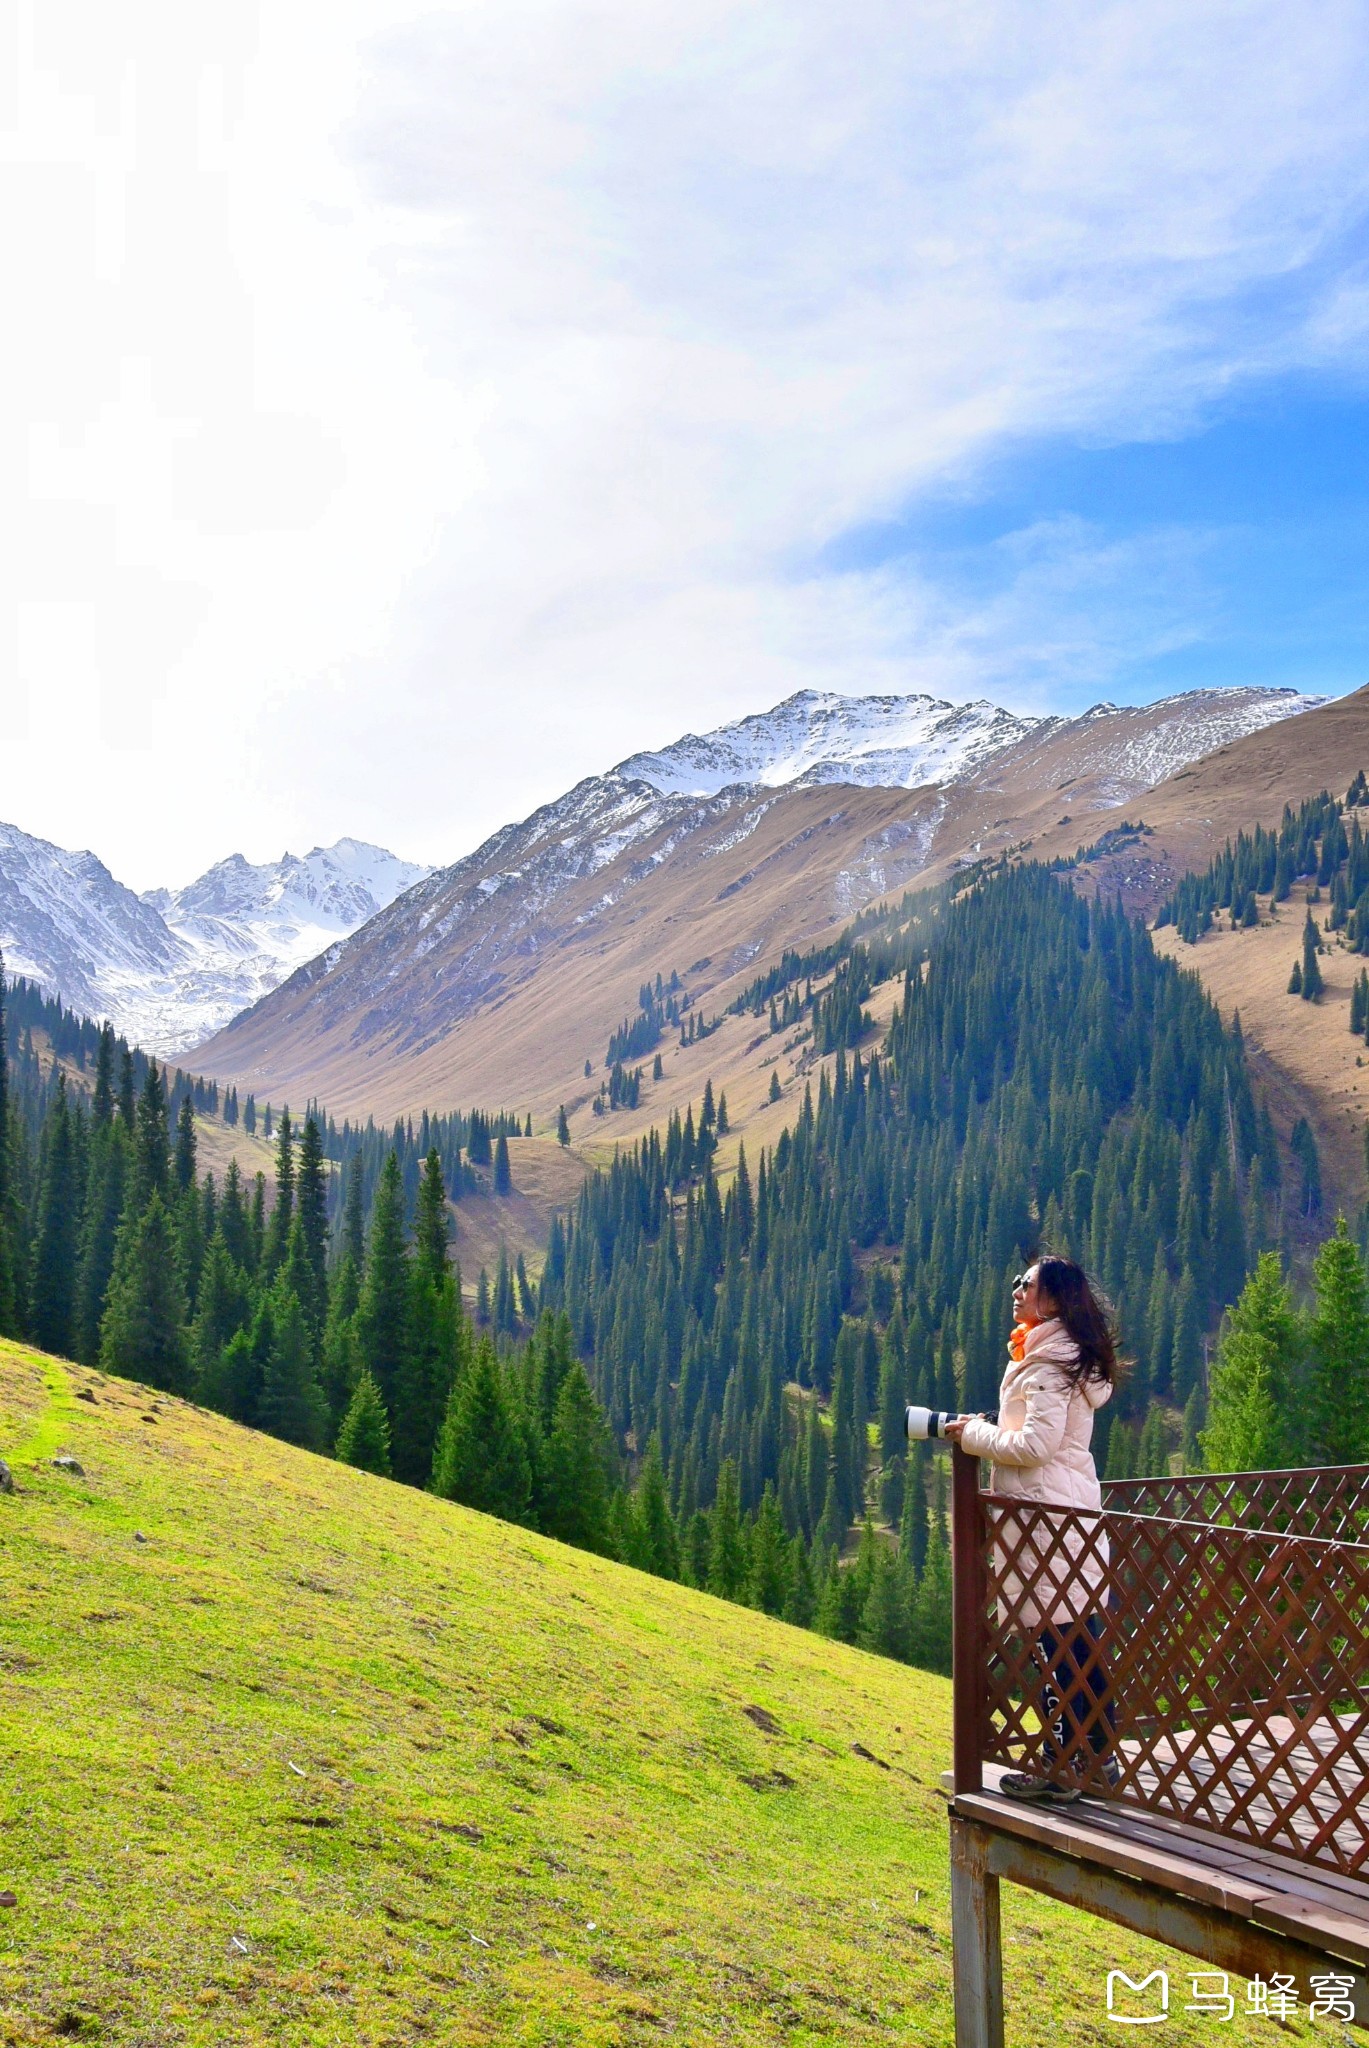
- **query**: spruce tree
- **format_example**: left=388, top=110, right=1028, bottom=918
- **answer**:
left=100, top=1191, right=190, bottom=1394
left=90, top=1022, right=115, bottom=1130
left=265, top=1108, right=295, bottom=1276
left=1201, top=1250, right=1302, bottom=1473
left=30, top=1076, right=79, bottom=1358
left=633, top=1435, right=681, bottom=1579
left=899, top=1443, right=930, bottom=1579
left=358, top=1151, right=410, bottom=1419
left=746, top=1482, right=788, bottom=1614
left=1301, top=911, right=1324, bottom=1001
left=397, top=1151, right=462, bottom=1486
left=911, top=1464, right=952, bottom=1672
left=336, top=1369, right=393, bottom=1476
left=859, top=1546, right=912, bottom=1662
left=190, top=1232, right=250, bottom=1401
left=706, top=1458, right=748, bottom=1598
left=74, top=1121, right=130, bottom=1363
left=341, top=1156, right=365, bottom=1272
left=293, top=1116, right=329, bottom=1331
left=782, top=1533, right=816, bottom=1627
left=543, top=1362, right=615, bottom=1554
left=431, top=1337, right=531, bottom=1521
left=1306, top=1218, right=1369, bottom=1465
left=557, top=1105, right=570, bottom=1146
left=258, top=1285, right=326, bottom=1448
left=132, top=1061, right=170, bottom=1213
left=173, top=1090, right=197, bottom=1194
left=493, top=1132, right=512, bottom=1196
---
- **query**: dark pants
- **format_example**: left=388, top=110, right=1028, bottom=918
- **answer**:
left=1037, top=1612, right=1117, bottom=1772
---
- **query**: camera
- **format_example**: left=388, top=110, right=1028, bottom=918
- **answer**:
left=905, top=1404, right=966, bottom=1441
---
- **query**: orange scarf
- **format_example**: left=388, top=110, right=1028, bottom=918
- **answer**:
left=1008, top=1321, right=1029, bottom=1363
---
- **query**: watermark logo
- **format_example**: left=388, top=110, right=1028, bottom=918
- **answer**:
left=1106, top=1971, right=1168, bottom=2024
left=1104, top=1968, right=1358, bottom=2024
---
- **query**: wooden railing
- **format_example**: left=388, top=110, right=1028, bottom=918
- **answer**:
left=1101, top=1463, right=1369, bottom=1544
left=951, top=1451, right=1369, bottom=1876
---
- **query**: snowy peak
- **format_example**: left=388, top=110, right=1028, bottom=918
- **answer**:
left=614, top=684, right=1325, bottom=803
left=613, top=689, right=1042, bottom=796
left=149, top=840, right=429, bottom=939
left=0, top=828, right=429, bottom=1057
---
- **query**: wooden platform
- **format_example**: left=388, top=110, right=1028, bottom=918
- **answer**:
left=946, top=1767, right=1369, bottom=2045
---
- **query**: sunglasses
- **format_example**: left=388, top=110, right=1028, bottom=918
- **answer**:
left=1012, top=1272, right=1030, bottom=1293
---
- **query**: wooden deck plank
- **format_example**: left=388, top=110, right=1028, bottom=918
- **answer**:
left=1050, top=1801, right=1369, bottom=1911
left=1250, top=1894, right=1369, bottom=1968
left=953, top=1779, right=1369, bottom=1940
left=951, top=1793, right=1274, bottom=1918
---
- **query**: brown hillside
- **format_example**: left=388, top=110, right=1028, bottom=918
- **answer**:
left=1027, top=685, right=1369, bottom=917
left=199, top=695, right=1346, bottom=1132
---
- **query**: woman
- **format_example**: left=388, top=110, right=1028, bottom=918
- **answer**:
left=943, top=1257, right=1120, bottom=1805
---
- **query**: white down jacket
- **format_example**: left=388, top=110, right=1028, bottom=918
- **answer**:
left=958, top=1319, right=1113, bottom=1631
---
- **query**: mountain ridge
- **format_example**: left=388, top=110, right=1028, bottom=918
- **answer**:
left=196, top=683, right=1332, bottom=1123
left=0, top=826, right=428, bottom=1056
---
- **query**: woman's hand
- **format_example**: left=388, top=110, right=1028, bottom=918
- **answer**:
left=941, top=1416, right=969, bottom=1444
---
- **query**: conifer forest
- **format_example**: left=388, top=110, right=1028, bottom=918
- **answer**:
left=4, top=840, right=1369, bottom=1680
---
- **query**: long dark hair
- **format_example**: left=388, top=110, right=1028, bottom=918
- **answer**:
left=1034, top=1256, right=1117, bottom=1389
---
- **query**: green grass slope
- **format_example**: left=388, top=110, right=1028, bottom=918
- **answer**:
left=1, top=1343, right=1279, bottom=2047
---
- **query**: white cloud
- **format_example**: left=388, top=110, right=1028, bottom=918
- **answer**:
left=2, top=0, right=1368, bottom=887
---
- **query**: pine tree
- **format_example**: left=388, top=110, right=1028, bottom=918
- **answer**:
left=493, top=1132, right=512, bottom=1196
left=258, top=1285, right=326, bottom=1449
left=29, top=1076, right=79, bottom=1358
left=543, top=1362, right=615, bottom=1554
left=556, top=1105, right=570, bottom=1147
left=911, top=1463, right=952, bottom=1672
left=431, top=1337, right=531, bottom=1521
left=782, top=1533, right=816, bottom=1627
left=1135, top=1400, right=1169, bottom=1478
left=859, top=1546, right=912, bottom=1661
left=1301, top=911, right=1324, bottom=1001
left=899, top=1443, right=930, bottom=1579
left=132, top=1061, right=170, bottom=1213
left=1201, top=1250, right=1303, bottom=1472
left=341, top=1156, right=365, bottom=1272
left=99, top=1192, right=190, bottom=1394
left=265, top=1108, right=295, bottom=1276
left=768, top=1069, right=782, bottom=1104
left=74, top=1119, right=129, bottom=1364
left=173, top=1090, right=197, bottom=1195
left=358, top=1152, right=410, bottom=1419
left=633, top=1435, right=681, bottom=1579
left=293, top=1116, right=329, bottom=1332
left=746, top=1483, right=788, bottom=1614
left=335, top=1368, right=393, bottom=1476
left=1306, top=1218, right=1369, bottom=1465
left=707, top=1457, right=748, bottom=1598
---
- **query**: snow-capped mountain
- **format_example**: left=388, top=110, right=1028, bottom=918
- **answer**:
left=615, top=686, right=1325, bottom=800
left=201, top=680, right=1333, bottom=1117
left=614, top=691, right=1042, bottom=795
left=1, top=684, right=1328, bottom=1067
left=0, top=828, right=428, bottom=1057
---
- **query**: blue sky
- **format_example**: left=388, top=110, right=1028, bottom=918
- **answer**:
left=819, top=376, right=1369, bottom=708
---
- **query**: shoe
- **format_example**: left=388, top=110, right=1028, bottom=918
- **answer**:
left=998, top=1770, right=1081, bottom=1805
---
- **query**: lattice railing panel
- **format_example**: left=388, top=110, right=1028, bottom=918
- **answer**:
left=978, top=1494, right=1369, bottom=1875
left=1102, top=1464, right=1369, bottom=1544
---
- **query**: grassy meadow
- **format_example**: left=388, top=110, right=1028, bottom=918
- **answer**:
left=0, top=1341, right=1320, bottom=2045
